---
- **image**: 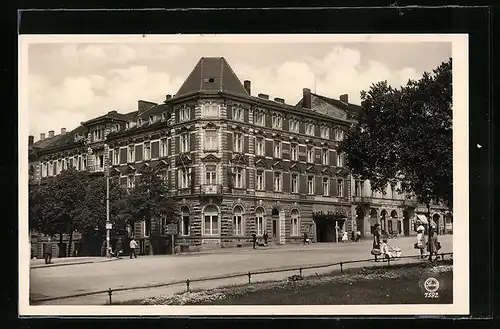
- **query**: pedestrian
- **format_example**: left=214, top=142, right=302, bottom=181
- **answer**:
left=252, top=233, right=257, bottom=249
left=415, top=220, right=427, bottom=259
left=351, top=230, right=355, bottom=242
left=342, top=231, right=348, bottom=243
left=263, top=231, right=268, bottom=245
left=43, top=237, right=53, bottom=264
left=129, top=238, right=138, bottom=259
left=372, top=224, right=381, bottom=261
left=303, top=232, right=310, bottom=244
left=380, top=238, right=402, bottom=260
left=356, top=230, right=362, bottom=242
left=427, top=222, right=439, bottom=261
left=116, top=238, right=123, bottom=258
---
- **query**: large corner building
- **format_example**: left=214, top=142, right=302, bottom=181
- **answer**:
left=28, top=57, right=452, bottom=257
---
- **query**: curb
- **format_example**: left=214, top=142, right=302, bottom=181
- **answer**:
left=31, top=258, right=119, bottom=269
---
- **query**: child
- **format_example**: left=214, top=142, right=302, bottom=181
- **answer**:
left=380, top=238, right=402, bottom=259
left=342, top=231, right=349, bottom=243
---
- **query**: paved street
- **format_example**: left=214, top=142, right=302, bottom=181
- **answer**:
left=30, top=235, right=453, bottom=305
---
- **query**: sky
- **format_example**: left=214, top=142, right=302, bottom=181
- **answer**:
left=26, top=41, right=451, bottom=139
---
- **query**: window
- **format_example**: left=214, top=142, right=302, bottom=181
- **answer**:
left=291, top=144, right=298, bottom=161
left=137, top=118, right=143, bottom=126
left=144, top=142, right=151, bottom=160
left=161, top=113, right=167, bottom=121
left=337, top=179, right=344, bottom=197
left=203, top=205, right=219, bottom=235
left=273, top=171, right=282, bottom=192
left=256, top=170, right=264, bottom=190
left=291, top=174, right=299, bottom=193
left=233, top=206, right=244, bottom=236
left=160, top=138, right=168, bottom=157
left=306, top=123, right=314, bottom=135
left=307, top=147, right=314, bottom=163
left=93, top=128, right=104, bottom=141
left=321, top=126, right=330, bottom=139
left=127, top=175, right=135, bottom=189
left=355, top=180, right=364, bottom=197
left=337, top=153, right=343, bottom=167
left=289, top=118, right=299, bottom=133
left=62, top=158, right=67, bottom=170
left=256, top=137, right=264, bottom=156
left=273, top=141, right=282, bottom=158
left=323, top=177, right=330, bottom=196
left=205, top=165, right=217, bottom=185
left=291, top=210, right=299, bottom=236
left=181, top=133, right=189, bottom=153
left=234, top=133, right=243, bottom=153
left=307, top=176, right=314, bottom=194
left=233, top=106, right=244, bottom=121
left=113, top=148, right=119, bottom=165
left=256, top=208, right=265, bottom=236
left=179, top=168, right=190, bottom=189
left=41, top=162, right=47, bottom=178
left=255, top=110, right=265, bottom=126
left=234, top=167, right=243, bottom=188
left=128, top=145, right=135, bottom=163
left=57, top=160, right=62, bottom=174
left=203, top=102, right=219, bottom=117
left=179, top=106, right=190, bottom=122
left=204, top=130, right=218, bottom=151
left=322, top=149, right=329, bottom=165
left=272, top=113, right=282, bottom=129
left=335, top=129, right=344, bottom=141
left=98, top=155, right=104, bottom=170
left=82, top=155, right=87, bottom=170
left=149, top=116, right=154, bottom=124
left=181, top=207, right=190, bottom=236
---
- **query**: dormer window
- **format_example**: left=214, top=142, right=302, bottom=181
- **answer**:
left=232, top=105, right=244, bottom=121
left=126, top=122, right=130, bottom=129
left=202, top=102, right=219, bottom=117
left=254, top=109, right=265, bottom=126
left=161, top=112, right=166, bottom=121
left=289, top=118, right=299, bottom=133
left=137, top=118, right=143, bottom=126
left=321, top=126, right=330, bottom=139
left=149, top=116, right=154, bottom=124
left=306, top=123, right=315, bottom=136
left=179, top=106, right=190, bottom=122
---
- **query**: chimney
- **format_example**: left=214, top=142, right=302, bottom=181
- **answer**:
left=28, top=135, right=34, bottom=146
left=303, top=88, right=311, bottom=109
left=61, top=128, right=66, bottom=135
left=257, top=93, right=269, bottom=100
left=166, top=94, right=172, bottom=101
left=48, top=130, right=55, bottom=138
left=340, top=94, right=348, bottom=103
left=244, top=80, right=251, bottom=95
left=40, top=133, right=45, bottom=140
left=274, top=97, right=285, bottom=104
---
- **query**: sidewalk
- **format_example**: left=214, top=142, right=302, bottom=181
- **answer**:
left=30, top=256, right=119, bottom=269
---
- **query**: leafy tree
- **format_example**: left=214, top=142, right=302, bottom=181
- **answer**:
left=125, top=166, right=175, bottom=254
left=339, top=58, right=452, bottom=213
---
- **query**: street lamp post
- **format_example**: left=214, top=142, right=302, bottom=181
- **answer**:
left=105, top=145, right=111, bottom=258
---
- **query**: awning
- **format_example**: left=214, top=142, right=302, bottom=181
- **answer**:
left=416, top=214, right=428, bottom=224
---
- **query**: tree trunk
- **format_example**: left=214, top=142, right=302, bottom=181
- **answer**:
left=426, top=203, right=432, bottom=261
left=59, top=232, right=64, bottom=258
left=67, top=230, right=74, bottom=257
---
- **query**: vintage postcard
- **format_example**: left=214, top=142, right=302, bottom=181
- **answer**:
left=19, top=34, right=468, bottom=316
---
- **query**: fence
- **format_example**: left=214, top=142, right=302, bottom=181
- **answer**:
left=31, top=252, right=453, bottom=305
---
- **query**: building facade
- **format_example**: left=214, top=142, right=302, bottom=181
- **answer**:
left=28, top=57, right=451, bottom=257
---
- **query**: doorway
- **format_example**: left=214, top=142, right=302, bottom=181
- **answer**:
left=271, top=208, right=280, bottom=243
left=403, top=210, right=410, bottom=236
left=356, top=208, right=365, bottom=234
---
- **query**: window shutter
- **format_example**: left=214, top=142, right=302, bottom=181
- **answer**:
left=315, top=125, right=320, bottom=137
left=265, top=113, right=272, bottom=128
left=134, top=221, right=142, bottom=239
left=120, top=148, right=127, bottom=164
left=265, top=140, right=273, bottom=157
left=298, top=146, right=306, bottom=162
left=190, top=132, right=196, bottom=151
left=227, top=104, right=233, bottom=120
left=226, top=132, right=233, bottom=151
left=343, top=179, right=349, bottom=198
left=283, top=172, right=290, bottom=192
left=244, top=135, right=249, bottom=153
left=282, top=143, right=290, bottom=160
left=265, top=171, right=273, bottom=191
left=190, top=106, right=195, bottom=120
left=332, top=150, right=338, bottom=166
left=283, top=117, right=289, bottom=131
left=299, top=122, right=305, bottom=134
left=315, top=176, right=321, bottom=195
left=244, top=108, right=249, bottom=123
left=175, top=136, right=180, bottom=154
left=135, top=145, right=143, bottom=161
left=331, top=178, right=337, bottom=197
left=299, top=174, right=307, bottom=194
left=151, top=141, right=160, bottom=158
left=175, top=109, right=180, bottom=123
left=245, top=169, right=249, bottom=189
left=315, top=148, right=321, bottom=164
left=175, top=170, right=178, bottom=189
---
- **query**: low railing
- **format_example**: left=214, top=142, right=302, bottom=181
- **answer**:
left=30, top=252, right=453, bottom=305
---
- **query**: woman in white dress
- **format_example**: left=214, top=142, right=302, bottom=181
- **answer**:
left=416, top=220, right=427, bottom=259
left=342, top=231, right=349, bottom=243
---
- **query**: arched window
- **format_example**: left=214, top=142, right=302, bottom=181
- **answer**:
left=181, top=207, right=190, bottom=236
left=203, top=205, right=219, bottom=236
left=256, top=207, right=265, bottom=236
left=233, top=206, right=244, bottom=236
left=291, top=209, right=300, bottom=236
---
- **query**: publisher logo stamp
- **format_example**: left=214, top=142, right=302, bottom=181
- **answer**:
left=423, top=277, right=440, bottom=298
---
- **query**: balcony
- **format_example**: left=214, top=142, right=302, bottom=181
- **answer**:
left=200, top=184, right=222, bottom=196
left=402, top=198, right=418, bottom=206
left=352, top=195, right=372, bottom=204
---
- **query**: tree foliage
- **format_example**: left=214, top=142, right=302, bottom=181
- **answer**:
left=339, top=58, right=452, bottom=208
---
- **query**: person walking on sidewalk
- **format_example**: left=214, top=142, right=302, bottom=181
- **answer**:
left=342, top=231, right=349, bottom=243
left=43, top=238, right=53, bottom=264
left=115, top=238, right=123, bottom=259
left=252, top=233, right=257, bottom=249
left=372, top=224, right=381, bottom=261
left=263, top=231, right=268, bottom=246
left=129, top=238, right=138, bottom=259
